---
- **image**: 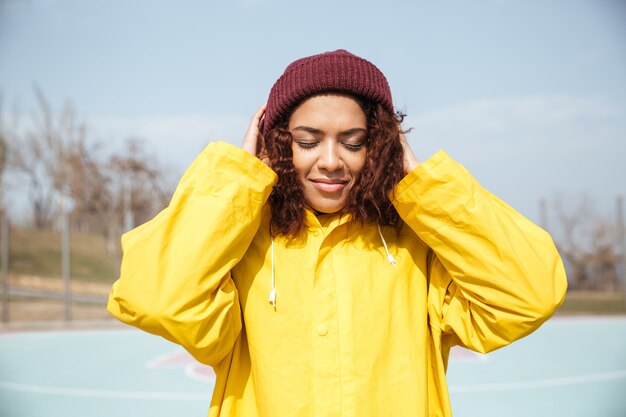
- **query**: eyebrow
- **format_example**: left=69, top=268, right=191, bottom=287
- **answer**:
left=291, top=126, right=367, bottom=136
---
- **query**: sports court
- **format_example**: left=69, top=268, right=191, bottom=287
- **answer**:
left=1, top=316, right=624, bottom=417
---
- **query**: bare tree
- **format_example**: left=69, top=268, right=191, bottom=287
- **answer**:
left=0, top=95, right=29, bottom=219
left=589, top=220, right=620, bottom=291
left=11, top=86, right=84, bottom=228
left=0, top=96, right=8, bottom=209
left=551, top=195, right=620, bottom=291
left=109, top=137, right=172, bottom=227
left=62, top=136, right=174, bottom=256
left=65, top=139, right=112, bottom=234
left=6, top=87, right=174, bottom=257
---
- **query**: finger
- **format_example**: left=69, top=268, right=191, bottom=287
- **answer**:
left=242, top=104, right=267, bottom=155
left=258, top=152, right=270, bottom=166
left=245, top=105, right=266, bottom=133
left=252, top=104, right=267, bottom=123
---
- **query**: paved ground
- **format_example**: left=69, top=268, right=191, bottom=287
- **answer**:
left=0, top=316, right=624, bottom=417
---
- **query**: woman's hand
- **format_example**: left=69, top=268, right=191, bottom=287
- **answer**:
left=242, top=104, right=267, bottom=158
left=399, top=130, right=420, bottom=175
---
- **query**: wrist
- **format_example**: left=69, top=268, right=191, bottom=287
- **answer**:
left=404, top=153, right=420, bottom=175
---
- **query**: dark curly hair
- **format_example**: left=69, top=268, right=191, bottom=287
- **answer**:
left=262, top=93, right=406, bottom=237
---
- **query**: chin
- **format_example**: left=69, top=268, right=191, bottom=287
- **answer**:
left=308, top=201, right=346, bottom=214
left=305, top=191, right=349, bottom=214
left=313, top=207, right=341, bottom=214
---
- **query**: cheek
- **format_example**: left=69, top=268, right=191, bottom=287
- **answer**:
left=291, top=148, right=310, bottom=178
left=347, top=151, right=367, bottom=175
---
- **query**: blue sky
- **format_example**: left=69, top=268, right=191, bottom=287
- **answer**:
left=1, top=0, right=625, bottom=222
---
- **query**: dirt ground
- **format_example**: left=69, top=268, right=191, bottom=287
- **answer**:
left=0, top=274, right=120, bottom=329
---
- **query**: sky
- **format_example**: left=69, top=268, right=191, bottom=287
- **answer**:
left=1, top=0, right=625, bottom=224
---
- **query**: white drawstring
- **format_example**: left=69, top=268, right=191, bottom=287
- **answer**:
left=377, top=224, right=397, bottom=268
left=269, top=231, right=277, bottom=310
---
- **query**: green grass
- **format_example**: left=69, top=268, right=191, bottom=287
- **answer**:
left=8, top=227, right=120, bottom=283
left=557, top=290, right=626, bottom=315
left=6, top=227, right=626, bottom=315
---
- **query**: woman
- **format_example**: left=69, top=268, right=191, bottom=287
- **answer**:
left=107, top=49, right=567, bottom=417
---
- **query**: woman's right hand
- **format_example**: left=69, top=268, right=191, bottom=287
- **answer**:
left=242, top=104, right=267, bottom=158
left=399, top=129, right=420, bottom=175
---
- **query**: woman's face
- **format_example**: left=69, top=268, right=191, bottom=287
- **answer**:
left=288, top=94, right=368, bottom=214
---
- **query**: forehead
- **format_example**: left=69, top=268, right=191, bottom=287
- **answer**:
left=288, top=94, right=367, bottom=130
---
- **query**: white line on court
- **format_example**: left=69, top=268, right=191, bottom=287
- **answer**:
left=0, top=380, right=212, bottom=400
left=449, top=369, right=626, bottom=393
left=1, top=369, right=625, bottom=399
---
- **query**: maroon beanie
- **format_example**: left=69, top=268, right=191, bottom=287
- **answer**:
left=261, top=49, right=393, bottom=137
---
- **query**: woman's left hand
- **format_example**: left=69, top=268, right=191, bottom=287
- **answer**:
left=399, top=130, right=420, bottom=175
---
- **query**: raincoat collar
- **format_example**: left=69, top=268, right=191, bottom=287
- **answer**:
left=303, top=209, right=353, bottom=236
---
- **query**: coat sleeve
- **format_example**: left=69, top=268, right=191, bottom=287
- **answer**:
left=107, top=141, right=277, bottom=366
left=392, top=150, right=567, bottom=354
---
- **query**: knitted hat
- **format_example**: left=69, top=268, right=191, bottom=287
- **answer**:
left=261, top=49, right=393, bottom=137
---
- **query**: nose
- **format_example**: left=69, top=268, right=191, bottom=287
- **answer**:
left=317, top=140, right=343, bottom=172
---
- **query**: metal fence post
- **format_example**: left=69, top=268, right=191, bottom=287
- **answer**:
left=1, top=210, right=8, bottom=323
left=61, top=194, right=71, bottom=321
left=616, top=197, right=626, bottom=292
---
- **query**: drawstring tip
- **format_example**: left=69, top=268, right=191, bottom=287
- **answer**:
left=268, top=289, right=276, bottom=310
left=377, top=223, right=397, bottom=269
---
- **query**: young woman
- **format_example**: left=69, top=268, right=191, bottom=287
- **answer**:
left=107, top=49, right=567, bottom=417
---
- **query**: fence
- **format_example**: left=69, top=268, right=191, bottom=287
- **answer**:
left=0, top=210, right=109, bottom=324
left=1, top=197, right=626, bottom=323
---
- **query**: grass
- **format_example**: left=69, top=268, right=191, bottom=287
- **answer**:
left=8, top=227, right=119, bottom=283
left=558, top=290, right=626, bottom=315
left=4, top=227, right=626, bottom=315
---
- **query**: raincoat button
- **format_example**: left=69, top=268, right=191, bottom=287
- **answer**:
left=316, top=324, right=328, bottom=336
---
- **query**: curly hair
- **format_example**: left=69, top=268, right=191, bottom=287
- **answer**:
left=262, top=94, right=406, bottom=237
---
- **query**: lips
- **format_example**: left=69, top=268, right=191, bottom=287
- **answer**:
left=309, top=178, right=349, bottom=193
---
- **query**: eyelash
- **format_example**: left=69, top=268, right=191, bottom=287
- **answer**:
left=295, top=141, right=317, bottom=149
left=294, top=140, right=366, bottom=151
left=344, top=143, right=365, bottom=151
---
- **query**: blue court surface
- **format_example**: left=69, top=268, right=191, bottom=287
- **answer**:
left=1, top=316, right=624, bottom=417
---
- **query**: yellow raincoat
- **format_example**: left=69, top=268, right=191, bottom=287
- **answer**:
left=107, top=142, right=567, bottom=417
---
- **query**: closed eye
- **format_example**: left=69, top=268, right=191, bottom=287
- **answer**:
left=294, top=140, right=318, bottom=149
left=343, top=142, right=366, bottom=151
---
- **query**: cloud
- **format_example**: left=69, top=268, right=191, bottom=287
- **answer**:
left=405, top=94, right=625, bottom=166
left=89, top=94, right=625, bottom=220
left=404, top=95, right=626, bottom=218
left=407, top=95, right=622, bottom=157
left=91, top=112, right=249, bottom=173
